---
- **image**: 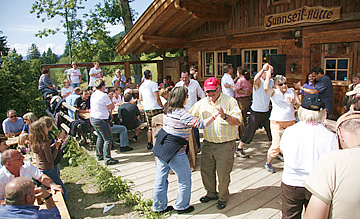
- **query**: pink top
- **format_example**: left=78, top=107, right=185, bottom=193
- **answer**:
left=234, top=75, right=251, bottom=98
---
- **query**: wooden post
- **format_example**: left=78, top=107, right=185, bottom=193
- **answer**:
left=157, top=60, right=163, bottom=81
left=124, top=61, right=131, bottom=79
left=302, top=36, right=311, bottom=83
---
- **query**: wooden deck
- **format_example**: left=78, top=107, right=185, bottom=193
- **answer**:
left=87, top=129, right=284, bottom=218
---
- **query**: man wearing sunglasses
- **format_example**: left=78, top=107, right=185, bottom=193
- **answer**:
left=190, top=77, right=241, bottom=210
left=2, top=110, right=24, bottom=138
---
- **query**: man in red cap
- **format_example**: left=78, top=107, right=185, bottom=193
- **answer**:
left=190, top=77, right=241, bottom=210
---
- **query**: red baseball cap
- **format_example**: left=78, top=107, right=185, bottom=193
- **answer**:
left=204, top=77, right=219, bottom=91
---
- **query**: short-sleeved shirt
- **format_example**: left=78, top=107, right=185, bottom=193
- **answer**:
left=0, top=205, right=61, bottom=219
left=66, top=93, right=80, bottom=119
left=112, top=75, right=126, bottom=88
left=118, top=102, right=140, bottom=130
left=269, top=88, right=296, bottom=121
left=221, top=73, right=235, bottom=98
left=280, top=121, right=338, bottom=187
left=304, top=146, right=360, bottom=218
left=67, top=68, right=81, bottom=84
left=90, top=90, right=112, bottom=120
left=74, top=97, right=90, bottom=111
left=139, top=79, right=162, bottom=111
left=22, top=124, right=29, bottom=133
left=88, top=67, right=102, bottom=87
left=315, top=75, right=333, bottom=114
left=2, top=118, right=24, bottom=134
left=190, top=93, right=242, bottom=143
left=175, top=79, right=206, bottom=111
left=0, top=161, right=42, bottom=200
left=234, top=75, right=251, bottom=98
left=61, top=86, right=74, bottom=101
left=38, top=74, right=53, bottom=90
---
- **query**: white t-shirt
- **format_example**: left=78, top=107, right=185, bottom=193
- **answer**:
left=139, top=79, right=162, bottom=111
left=0, top=161, right=42, bottom=199
left=67, top=68, right=81, bottom=83
left=88, top=67, right=102, bottom=87
left=221, top=73, right=235, bottom=98
left=61, top=86, right=74, bottom=101
left=269, top=88, right=296, bottom=121
left=280, top=121, right=338, bottom=187
left=112, top=95, right=122, bottom=104
left=90, top=90, right=112, bottom=120
left=175, top=79, right=206, bottom=111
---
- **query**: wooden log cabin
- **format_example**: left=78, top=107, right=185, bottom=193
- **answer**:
left=115, top=0, right=360, bottom=119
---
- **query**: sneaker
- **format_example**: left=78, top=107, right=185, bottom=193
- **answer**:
left=113, top=139, right=121, bottom=145
left=276, top=153, right=284, bottom=162
left=106, top=158, right=119, bottom=165
left=147, top=143, right=153, bottom=150
left=235, top=148, right=250, bottom=158
left=97, top=157, right=104, bottom=161
left=176, top=206, right=194, bottom=214
left=216, top=201, right=227, bottom=210
left=129, top=137, right=137, bottom=143
left=120, top=146, right=133, bottom=152
left=264, top=163, right=275, bottom=173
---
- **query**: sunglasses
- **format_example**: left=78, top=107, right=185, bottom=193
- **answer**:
left=9, top=115, right=17, bottom=118
left=278, top=82, right=288, bottom=86
left=206, top=88, right=218, bottom=93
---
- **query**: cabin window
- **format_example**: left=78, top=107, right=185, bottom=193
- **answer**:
left=202, top=51, right=228, bottom=77
left=242, top=48, right=278, bottom=77
left=324, top=58, right=349, bottom=81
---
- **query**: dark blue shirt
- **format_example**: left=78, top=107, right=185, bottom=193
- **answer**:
left=0, top=204, right=61, bottom=219
left=315, top=74, right=333, bottom=114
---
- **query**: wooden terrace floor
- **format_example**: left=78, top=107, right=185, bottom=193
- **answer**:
left=87, top=129, right=284, bottom=218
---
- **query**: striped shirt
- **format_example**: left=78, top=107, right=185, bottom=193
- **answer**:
left=190, top=93, right=241, bottom=143
left=163, top=108, right=206, bottom=139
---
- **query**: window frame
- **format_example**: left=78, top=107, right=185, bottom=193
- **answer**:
left=241, top=47, right=278, bottom=78
left=202, top=50, right=228, bottom=78
left=324, top=57, right=350, bottom=82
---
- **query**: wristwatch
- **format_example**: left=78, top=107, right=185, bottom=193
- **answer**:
left=224, top=114, right=229, bottom=120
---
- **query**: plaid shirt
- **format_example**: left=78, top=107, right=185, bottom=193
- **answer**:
left=190, top=93, right=241, bottom=143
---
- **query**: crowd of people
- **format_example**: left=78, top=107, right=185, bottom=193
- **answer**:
left=0, top=59, right=359, bottom=218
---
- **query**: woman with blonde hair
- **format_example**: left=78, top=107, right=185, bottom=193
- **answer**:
left=264, top=64, right=301, bottom=173
left=21, top=112, right=38, bottom=134
left=29, top=120, right=68, bottom=201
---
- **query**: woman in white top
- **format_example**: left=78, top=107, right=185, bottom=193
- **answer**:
left=263, top=64, right=300, bottom=173
left=90, top=78, right=118, bottom=165
left=88, top=61, right=103, bottom=90
left=61, top=79, right=73, bottom=101
left=111, top=86, right=122, bottom=105
left=280, top=94, right=337, bottom=218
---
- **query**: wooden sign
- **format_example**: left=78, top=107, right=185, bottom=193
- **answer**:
left=264, top=6, right=341, bottom=29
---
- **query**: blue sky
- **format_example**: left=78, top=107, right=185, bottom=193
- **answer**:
left=0, top=0, right=150, bottom=56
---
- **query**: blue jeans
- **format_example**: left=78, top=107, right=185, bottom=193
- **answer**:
left=153, top=151, right=191, bottom=211
left=41, top=167, right=68, bottom=202
left=110, top=125, right=129, bottom=148
left=90, top=118, right=113, bottom=161
left=71, top=83, right=81, bottom=88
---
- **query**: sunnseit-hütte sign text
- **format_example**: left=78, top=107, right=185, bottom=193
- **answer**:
left=264, top=6, right=341, bottom=29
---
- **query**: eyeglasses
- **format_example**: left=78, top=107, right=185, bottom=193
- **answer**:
left=206, top=88, right=218, bottom=93
left=9, top=115, right=17, bottom=118
left=278, top=82, right=288, bottom=86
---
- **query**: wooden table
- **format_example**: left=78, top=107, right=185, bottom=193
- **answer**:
left=6, top=136, right=19, bottom=146
left=38, top=191, right=71, bottom=219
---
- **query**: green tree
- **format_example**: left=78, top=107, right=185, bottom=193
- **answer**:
left=0, top=50, right=46, bottom=133
left=42, top=47, right=59, bottom=64
left=0, top=31, right=10, bottom=57
left=31, top=0, right=85, bottom=61
left=27, top=43, right=41, bottom=60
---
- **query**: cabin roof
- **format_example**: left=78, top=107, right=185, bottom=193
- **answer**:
left=115, top=0, right=236, bottom=55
